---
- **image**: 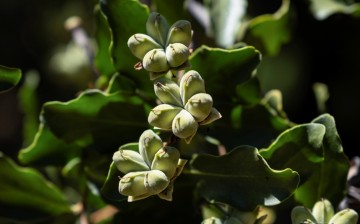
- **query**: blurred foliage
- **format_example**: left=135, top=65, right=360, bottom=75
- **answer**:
left=0, top=0, right=359, bottom=223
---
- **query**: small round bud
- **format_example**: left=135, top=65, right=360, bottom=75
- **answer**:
left=180, top=70, right=205, bottom=105
left=172, top=109, right=198, bottom=139
left=139, top=129, right=163, bottom=166
left=127, top=34, right=162, bottom=59
left=165, top=43, right=190, bottom=68
left=144, top=170, right=170, bottom=195
left=328, top=209, right=358, bottom=224
left=146, top=12, right=169, bottom=46
left=154, top=78, right=182, bottom=107
left=148, top=104, right=182, bottom=130
left=185, top=93, right=213, bottom=122
left=312, top=198, right=334, bottom=223
left=142, top=49, right=169, bottom=72
left=151, top=146, right=180, bottom=178
left=119, top=171, right=149, bottom=197
left=166, top=20, right=192, bottom=46
left=113, top=150, right=149, bottom=174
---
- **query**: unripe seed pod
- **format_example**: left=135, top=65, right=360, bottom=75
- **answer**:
left=199, top=108, right=222, bottom=125
left=328, top=209, right=358, bottom=224
left=118, top=171, right=149, bottom=197
left=148, top=104, right=182, bottom=130
left=127, top=34, right=162, bottom=59
left=291, top=206, right=317, bottom=224
left=185, top=93, right=213, bottom=122
left=180, top=70, right=205, bottom=105
left=312, top=198, right=334, bottom=223
left=144, top=170, right=170, bottom=195
left=142, top=49, right=169, bottom=73
left=139, top=129, right=163, bottom=166
left=172, top=109, right=198, bottom=139
left=166, top=20, right=192, bottom=46
left=154, top=78, right=182, bottom=107
left=151, top=146, right=180, bottom=178
left=202, top=217, right=223, bottom=224
left=113, top=150, right=150, bottom=174
left=146, top=12, right=169, bottom=46
left=165, top=43, right=190, bottom=68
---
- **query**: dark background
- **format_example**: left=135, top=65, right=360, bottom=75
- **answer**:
left=0, top=0, right=359, bottom=159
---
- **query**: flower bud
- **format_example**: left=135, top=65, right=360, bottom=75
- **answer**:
left=185, top=93, right=213, bottom=122
left=328, top=209, right=358, bottom=224
left=113, top=150, right=150, bottom=174
left=154, top=78, right=182, bottom=107
left=148, top=104, right=182, bottom=130
left=202, top=217, right=223, bottom=224
left=166, top=20, right=192, bottom=46
left=127, top=34, right=162, bottom=59
left=146, top=12, right=169, bottom=46
left=142, top=49, right=169, bottom=73
left=172, top=109, right=198, bottom=141
left=199, top=108, right=222, bottom=125
left=139, top=129, right=163, bottom=166
left=180, top=70, right=205, bottom=105
left=165, top=43, right=190, bottom=68
left=291, top=206, right=317, bottom=224
left=151, top=146, right=180, bottom=178
left=144, top=170, right=170, bottom=195
left=118, top=171, right=149, bottom=197
left=312, top=198, right=334, bottom=223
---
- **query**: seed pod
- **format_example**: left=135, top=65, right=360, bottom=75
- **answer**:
left=139, top=129, right=163, bottom=166
left=166, top=20, right=192, bottom=46
left=291, top=206, right=317, bottom=224
left=148, top=104, right=182, bottom=130
left=154, top=78, right=182, bottom=107
left=185, top=93, right=213, bottom=122
left=165, top=43, right=190, bottom=68
left=172, top=109, right=198, bottom=140
left=142, top=49, right=169, bottom=73
left=199, top=108, right=222, bottom=125
left=144, top=170, right=170, bottom=195
left=151, top=146, right=180, bottom=178
left=180, top=70, right=205, bottom=105
left=146, top=12, right=169, bottom=46
left=113, top=150, right=150, bottom=174
left=312, top=198, right=334, bottom=223
left=328, top=209, right=358, bottom=224
left=202, top=217, right=223, bottom=224
left=127, top=34, right=162, bottom=59
left=118, top=171, right=149, bottom=197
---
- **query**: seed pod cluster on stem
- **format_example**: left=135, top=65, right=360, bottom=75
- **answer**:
left=113, top=129, right=186, bottom=202
left=128, top=12, right=192, bottom=80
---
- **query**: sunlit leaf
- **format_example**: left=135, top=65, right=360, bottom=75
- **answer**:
left=188, top=145, right=299, bottom=211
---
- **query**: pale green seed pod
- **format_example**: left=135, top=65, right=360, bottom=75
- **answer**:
left=185, top=93, right=213, bottom=122
left=154, top=78, right=182, bottom=107
left=312, top=198, right=334, bottom=223
left=172, top=109, right=198, bottom=139
left=139, top=129, right=163, bottom=167
left=144, top=170, right=170, bottom=195
left=166, top=20, right=192, bottom=46
left=118, top=171, right=149, bottom=197
left=291, top=206, right=317, bottom=224
left=201, top=217, right=223, bottom=224
left=151, top=146, right=180, bottom=178
left=180, top=70, right=205, bottom=105
left=165, top=43, right=190, bottom=68
left=142, top=49, right=169, bottom=73
left=328, top=209, right=359, bottom=224
left=127, top=34, right=162, bottom=59
left=199, top=107, right=222, bottom=125
left=146, top=12, right=169, bottom=46
left=148, top=104, right=182, bottom=130
left=113, top=150, right=150, bottom=174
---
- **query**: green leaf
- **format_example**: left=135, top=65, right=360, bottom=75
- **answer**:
left=0, top=153, right=74, bottom=222
left=100, top=0, right=153, bottom=93
left=152, top=0, right=187, bottom=24
left=188, top=145, right=299, bottom=211
left=309, top=0, right=360, bottom=20
left=189, top=45, right=261, bottom=102
left=42, top=90, right=149, bottom=152
left=235, top=75, right=261, bottom=105
left=0, top=65, right=21, bottom=92
left=101, top=161, right=127, bottom=202
left=106, top=73, right=136, bottom=95
left=260, top=114, right=349, bottom=207
left=244, top=0, right=291, bottom=56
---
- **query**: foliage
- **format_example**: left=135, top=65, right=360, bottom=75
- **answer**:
left=0, top=0, right=357, bottom=223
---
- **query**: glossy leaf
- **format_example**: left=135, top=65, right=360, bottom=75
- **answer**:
left=0, top=65, right=21, bottom=92
left=189, top=45, right=261, bottom=102
left=188, top=145, right=299, bottom=211
left=260, top=114, right=349, bottom=207
left=0, top=153, right=74, bottom=222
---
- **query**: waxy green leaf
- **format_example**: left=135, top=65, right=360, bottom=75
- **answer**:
left=0, top=65, right=21, bottom=92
